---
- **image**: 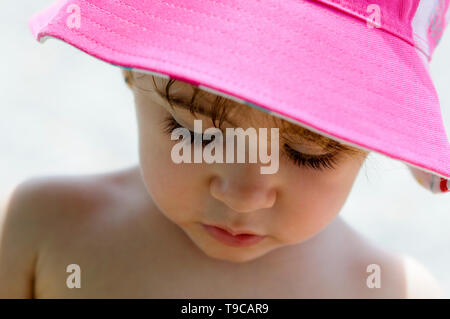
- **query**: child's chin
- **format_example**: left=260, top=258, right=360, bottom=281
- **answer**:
left=180, top=223, right=276, bottom=263
left=196, top=241, right=275, bottom=264
left=203, top=249, right=265, bottom=263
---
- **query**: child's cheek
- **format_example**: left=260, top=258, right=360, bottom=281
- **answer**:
left=274, top=161, right=362, bottom=244
left=138, top=128, right=211, bottom=224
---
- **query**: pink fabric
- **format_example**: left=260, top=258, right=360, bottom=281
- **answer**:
left=28, top=0, right=450, bottom=192
left=316, top=0, right=450, bottom=60
left=427, top=0, right=450, bottom=56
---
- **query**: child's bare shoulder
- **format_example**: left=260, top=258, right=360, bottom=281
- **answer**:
left=400, top=253, right=443, bottom=298
left=0, top=166, right=150, bottom=297
left=349, top=249, right=442, bottom=298
left=1, top=166, right=141, bottom=253
left=333, top=220, right=443, bottom=298
left=3, top=167, right=137, bottom=226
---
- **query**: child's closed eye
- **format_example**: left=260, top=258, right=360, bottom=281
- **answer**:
left=161, top=115, right=215, bottom=147
left=161, top=115, right=339, bottom=171
left=283, top=144, right=339, bottom=171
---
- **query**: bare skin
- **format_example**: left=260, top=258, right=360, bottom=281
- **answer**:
left=0, top=165, right=442, bottom=298
left=0, top=70, right=443, bottom=298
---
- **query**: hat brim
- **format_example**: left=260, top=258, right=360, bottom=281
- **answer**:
left=29, top=0, right=450, bottom=179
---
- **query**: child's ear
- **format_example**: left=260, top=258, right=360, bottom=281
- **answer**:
left=121, top=69, right=133, bottom=89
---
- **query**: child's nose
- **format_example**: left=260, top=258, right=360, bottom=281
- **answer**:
left=209, top=169, right=277, bottom=213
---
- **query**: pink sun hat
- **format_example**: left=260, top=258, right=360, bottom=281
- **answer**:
left=29, top=0, right=450, bottom=194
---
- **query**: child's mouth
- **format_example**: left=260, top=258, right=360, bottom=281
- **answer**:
left=201, top=224, right=266, bottom=247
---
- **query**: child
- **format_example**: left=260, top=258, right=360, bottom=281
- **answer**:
left=1, top=0, right=449, bottom=298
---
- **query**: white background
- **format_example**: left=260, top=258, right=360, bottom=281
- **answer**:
left=1, top=1, right=450, bottom=297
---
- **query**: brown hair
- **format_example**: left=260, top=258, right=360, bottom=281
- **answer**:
left=123, top=69, right=369, bottom=160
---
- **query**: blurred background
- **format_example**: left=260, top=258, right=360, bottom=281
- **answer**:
left=1, top=1, right=450, bottom=296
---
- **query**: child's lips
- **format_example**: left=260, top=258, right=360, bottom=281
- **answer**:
left=201, top=223, right=266, bottom=247
left=203, top=222, right=264, bottom=236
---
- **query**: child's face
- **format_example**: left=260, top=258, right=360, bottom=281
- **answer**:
left=128, top=71, right=367, bottom=263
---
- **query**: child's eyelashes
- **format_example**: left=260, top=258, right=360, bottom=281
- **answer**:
left=161, top=115, right=214, bottom=147
left=283, top=144, right=339, bottom=171
left=161, top=115, right=338, bottom=170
